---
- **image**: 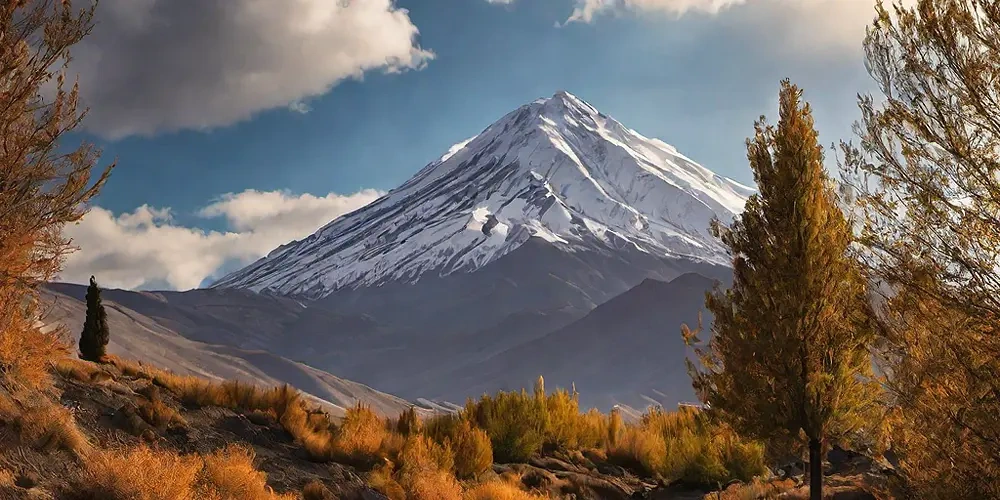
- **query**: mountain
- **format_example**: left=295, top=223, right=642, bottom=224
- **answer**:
left=59, top=92, right=749, bottom=411
left=213, top=91, right=752, bottom=297
left=419, top=273, right=728, bottom=411
left=40, top=283, right=428, bottom=418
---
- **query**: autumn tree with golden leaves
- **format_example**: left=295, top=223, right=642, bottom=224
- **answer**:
left=685, top=81, right=882, bottom=500
left=0, top=0, right=112, bottom=391
left=841, top=0, right=1000, bottom=496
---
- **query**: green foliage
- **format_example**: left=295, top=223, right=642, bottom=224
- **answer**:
left=422, top=413, right=493, bottom=479
left=464, top=390, right=546, bottom=463
left=79, top=276, right=110, bottom=362
left=396, top=406, right=421, bottom=436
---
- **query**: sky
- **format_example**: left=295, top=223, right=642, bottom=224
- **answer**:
left=58, top=0, right=899, bottom=291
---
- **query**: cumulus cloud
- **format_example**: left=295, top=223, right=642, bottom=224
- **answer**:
left=74, top=0, right=433, bottom=139
left=59, top=189, right=384, bottom=291
left=561, top=0, right=906, bottom=54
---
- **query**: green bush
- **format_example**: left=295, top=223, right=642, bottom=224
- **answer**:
left=464, top=390, right=545, bottom=463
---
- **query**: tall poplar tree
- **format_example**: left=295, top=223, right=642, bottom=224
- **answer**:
left=79, top=275, right=110, bottom=362
left=684, top=80, right=881, bottom=500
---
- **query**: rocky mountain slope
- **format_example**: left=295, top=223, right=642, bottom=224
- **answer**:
left=424, top=273, right=729, bottom=410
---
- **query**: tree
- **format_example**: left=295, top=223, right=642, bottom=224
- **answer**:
left=0, top=0, right=112, bottom=389
left=841, top=0, right=1000, bottom=495
left=684, top=80, right=882, bottom=500
left=79, top=276, right=109, bottom=361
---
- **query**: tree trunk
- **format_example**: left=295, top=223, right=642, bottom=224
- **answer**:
left=809, top=437, right=823, bottom=500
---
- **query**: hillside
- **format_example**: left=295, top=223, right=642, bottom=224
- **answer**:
left=40, top=284, right=423, bottom=418
left=424, top=273, right=727, bottom=411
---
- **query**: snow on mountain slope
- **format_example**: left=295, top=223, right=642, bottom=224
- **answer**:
left=213, top=91, right=753, bottom=297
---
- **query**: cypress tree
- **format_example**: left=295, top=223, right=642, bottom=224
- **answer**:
left=79, top=275, right=110, bottom=362
left=683, top=80, right=881, bottom=500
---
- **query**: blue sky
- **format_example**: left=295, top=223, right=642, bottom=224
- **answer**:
left=60, top=0, right=893, bottom=290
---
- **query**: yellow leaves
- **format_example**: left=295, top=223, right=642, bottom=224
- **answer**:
left=689, top=79, right=882, bottom=455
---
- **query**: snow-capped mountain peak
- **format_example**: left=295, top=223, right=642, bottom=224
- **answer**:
left=212, top=91, right=754, bottom=297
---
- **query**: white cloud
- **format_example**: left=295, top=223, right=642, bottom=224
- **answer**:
left=74, top=0, right=434, bottom=139
left=561, top=0, right=905, bottom=54
left=59, top=189, right=384, bottom=291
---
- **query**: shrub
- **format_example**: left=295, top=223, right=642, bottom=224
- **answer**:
left=0, top=308, right=67, bottom=393
left=465, top=391, right=545, bottom=463
left=448, top=419, right=493, bottom=479
left=74, top=444, right=295, bottom=500
left=396, top=406, right=421, bottom=436
left=308, top=402, right=388, bottom=464
left=3, top=395, right=91, bottom=457
left=608, top=425, right=667, bottom=478
left=369, top=435, right=461, bottom=500
left=423, top=414, right=492, bottom=479
left=199, top=443, right=295, bottom=499
left=136, top=397, right=186, bottom=429
left=75, top=445, right=204, bottom=500
left=301, top=479, right=334, bottom=500
left=463, top=480, right=548, bottom=500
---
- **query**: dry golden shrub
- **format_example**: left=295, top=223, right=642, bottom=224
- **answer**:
left=301, top=479, right=334, bottom=500
left=710, top=478, right=796, bottom=500
left=199, top=444, right=295, bottom=500
left=369, top=435, right=462, bottom=500
left=77, top=445, right=204, bottom=500
left=76, top=444, right=294, bottom=500
left=136, top=398, right=186, bottom=429
left=463, top=480, right=548, bottom=500
left=0, top=395, right=91, bottom=457
left=0, top=469, right=15, bottom=488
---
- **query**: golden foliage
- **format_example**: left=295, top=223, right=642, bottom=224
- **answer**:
left=462, top=480, right=548, bottom=500
left=685, top=80, right=882, bottom=497
left=75, top=444, right=294, bottom=500
left=448, top=419, right=494, bottom=479
left=368, top=435, right=463, bottom=500
left=301, top=480, right=334, bottom=500
left=841, top=1, right=1000, bottom=497
left=424, top=414, right=493, bottom=479
left=0, top=0, right=112, bottom=394
left=607, top=407, right=766, bottom=486
left=0, top=307, right=67, bottom=392
left=0, top=390, right=90, bottom=457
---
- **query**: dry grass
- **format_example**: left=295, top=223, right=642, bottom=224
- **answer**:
left=0, top=311, right=68, bottom=393
left=608, top=425, right=667, bottom=477
left=606, top=407, right=766, bottom=486
left=0, top=468, right=15, bottom=488
left=302, top=403, right=389, bottom=464
left=707, top=478, right=797, bottom=500
left=199, top=444, right=295, bottom=500
left=73, top=444, right=295, bottom=500
left=0, top=394, right=92, bottom=457
left=368, top=435, right=463, bottom=500
left=301, top=479, right=334, bottom=500
left=463, top=480, right=549, bottom=500
left=136, top=397, right=186, bottom=429
left=75, top=444, right=205, bottom=500
left=51, top=358, right=104, bottom=383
